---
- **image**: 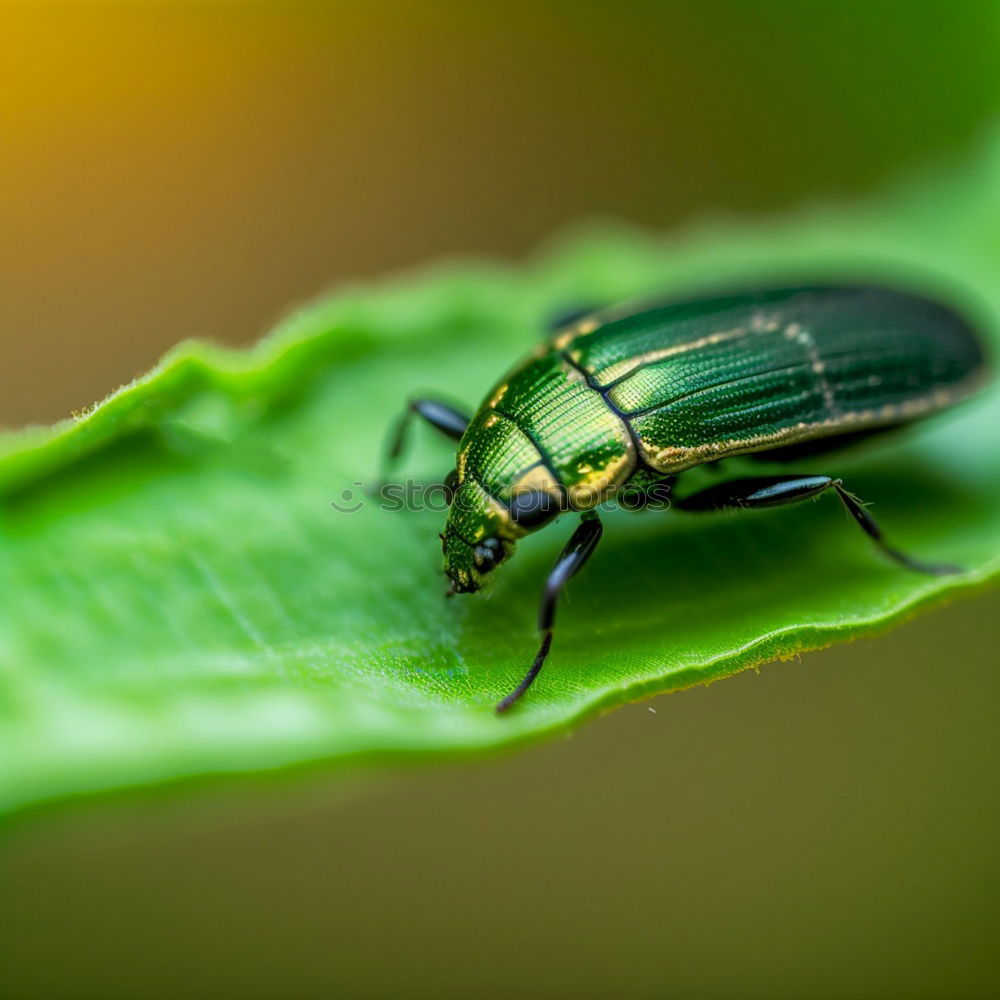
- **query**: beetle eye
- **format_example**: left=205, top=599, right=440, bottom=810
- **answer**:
left=473, top=536, right=502, bottom=573
left=508, top=489, right=559, bottom=530
left=443, top=468, right=459, bottom=503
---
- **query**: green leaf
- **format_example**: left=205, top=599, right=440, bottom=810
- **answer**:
left=3, top=137, right=1000, bottom=818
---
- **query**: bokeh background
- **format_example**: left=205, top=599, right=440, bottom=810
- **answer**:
left=3, top=3, right=1000, bottom=997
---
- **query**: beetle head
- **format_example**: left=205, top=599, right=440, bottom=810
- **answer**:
left=441, top=480, right=516, bottom=594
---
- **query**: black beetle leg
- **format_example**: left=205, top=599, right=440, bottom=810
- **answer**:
left=496, top=512, right=604, bottom=713
left=379, top=398, right=471, bottom=489
left=674, top=474, right=960, bottom=576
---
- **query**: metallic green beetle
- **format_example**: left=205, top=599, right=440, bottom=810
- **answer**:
left=387, top=285, right=988, bottom=712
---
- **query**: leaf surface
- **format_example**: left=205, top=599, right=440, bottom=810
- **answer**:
left=3, top=139, right=1000, bottom=815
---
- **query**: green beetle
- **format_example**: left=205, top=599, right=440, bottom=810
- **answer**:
left=386, top=285, right=989, bottom=712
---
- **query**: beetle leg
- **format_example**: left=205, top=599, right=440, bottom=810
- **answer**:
left=496, top=512, right=604, bottom=713
left=674, top=474, right=959, bottom=576
left=380, top=398, right=471, bottom=488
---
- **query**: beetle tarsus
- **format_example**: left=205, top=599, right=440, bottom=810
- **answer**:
left=496, top=631, right=552, bottom=713
left=831, top=482, right=961, bottom=575
left=494, top=513, right=603, bottom=713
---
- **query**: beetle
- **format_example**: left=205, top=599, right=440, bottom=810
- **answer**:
left=385, top=285, right=989, bottom=712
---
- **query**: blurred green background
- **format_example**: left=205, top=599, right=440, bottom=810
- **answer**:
left=2, top=2, right=1000, bottom=997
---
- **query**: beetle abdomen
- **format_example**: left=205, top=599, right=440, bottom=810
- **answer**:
left=556, top=286, right=987, bottom=474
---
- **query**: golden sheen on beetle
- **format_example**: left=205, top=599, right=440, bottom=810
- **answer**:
left=384, top=285, right=989, bottom=712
